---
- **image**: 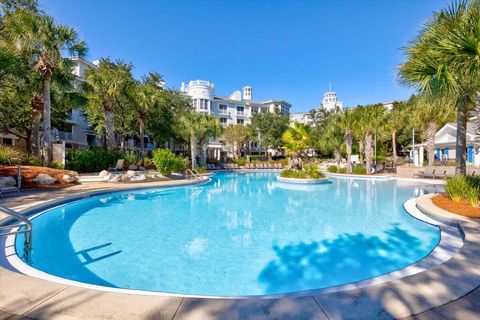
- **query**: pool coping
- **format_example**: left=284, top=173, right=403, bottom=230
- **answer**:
left=1, top=175, right=479, bottom=319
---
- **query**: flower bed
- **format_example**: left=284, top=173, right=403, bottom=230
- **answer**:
left=431, top=194, right=480, bottom=218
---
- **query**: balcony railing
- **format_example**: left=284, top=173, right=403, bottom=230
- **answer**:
left=237, top=111, right=245, bottom=116
left=218, top=110, right=229, bottom=115
left=57, top=131, right=73, bottom=141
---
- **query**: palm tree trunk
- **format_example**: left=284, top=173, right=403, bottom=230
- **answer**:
left=455, top=106, right=467, bottom=176
left=335, top=149, right=341, bottom=170
left=365, top=131, right=373, bottom=174
left=425, top=121, right=437, bottom=166
left=104, top=110, right=116, bottom=150
left=391, top=130, right=397, bottom=162
left=345, top=132, right=352, bottom=173
left=190, top=134, right=197, bottom=169
left=139, top=117, right=145, bottom=166
left=25, top=129, right=32, bottom=156
left=359, top=140, right=364, bottom=163
left=32, top=110, right=42, bottom=156
left=42, top=78, right=51, bottom=165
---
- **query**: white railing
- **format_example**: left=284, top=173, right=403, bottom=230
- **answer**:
left=0, top=205, right=32, bottom=262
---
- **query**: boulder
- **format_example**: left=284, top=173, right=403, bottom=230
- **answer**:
left=32, top=174, right=56, bottom=185
left=126, top=170, right=138, bottom=177
left=102, top=173, right=113, bottom=181
left=99, top=170, right=110, bottom=177
left=109, top=174, right=129, bottom=183
left=128, top=164, right=138, bottom=170
left=62, top=174, right=77, bottom=183
left=0, top=176, right=16, bottom=187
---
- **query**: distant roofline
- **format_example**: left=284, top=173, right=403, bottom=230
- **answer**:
left=68, top=57, right=96, bottom=68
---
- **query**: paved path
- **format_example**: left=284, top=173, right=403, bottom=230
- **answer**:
left=0, top=179, right=479, bottom=319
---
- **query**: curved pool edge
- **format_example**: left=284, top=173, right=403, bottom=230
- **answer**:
left=2, top=179, right=480, bottom=319
left=1, top=187, right=463, bottom=300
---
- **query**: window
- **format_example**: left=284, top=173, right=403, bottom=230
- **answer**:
left=237, top=119, right=244, bottom=125
left=219, top=104, right=228, bottom=114
left=236, top=106, right=244, bottom=112
left=220, top=118, right=227, bottom=124
left=237, top=106, right=244, bottom=116
left=2, top=138, right=13, bottom=145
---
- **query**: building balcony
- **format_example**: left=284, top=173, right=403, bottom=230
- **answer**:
left=57, top=131, right=74, bottom=141
left=218, top=110, right=229, bottom=116
left=236, top=111, right=247, bottom=117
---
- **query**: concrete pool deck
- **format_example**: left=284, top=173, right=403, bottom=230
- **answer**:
left=0, top=177, right=479, bottom=319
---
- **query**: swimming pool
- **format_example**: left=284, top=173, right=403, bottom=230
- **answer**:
left=14, top=172, right=442, bottom=297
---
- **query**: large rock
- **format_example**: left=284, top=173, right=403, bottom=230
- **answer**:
left=101, top=173, right=113, bottom=181
left=99, top=170, right=110, bottom=177
left=109, top=174, right=129, bottom=183
left=62, top=174, right=77, bottom=183
left=0, top=176, right=16, bottom=187
left=128, top=164, right=138, bottom=170
left=32, top=174, right=56, bottom=185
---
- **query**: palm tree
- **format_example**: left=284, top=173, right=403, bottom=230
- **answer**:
left=198, top=115, right=222, bottom=167
left=399, top=0, right=480, bottom=175
left=8, top=12, right=86, bottom=164
left=83, top=59, right=134, bottom=151
left=357, top=105, right=387, bottom=174
left=409, top=95, right=455, bottom=166
left=282, top=122, right=312, bottom=170
left=221, top=124, right=251, bottom=160
left=179, top=112, right=205, bottom=169
left=386, top=101, right=410, bottom=162
left=336, top=109, right=356, bottom=173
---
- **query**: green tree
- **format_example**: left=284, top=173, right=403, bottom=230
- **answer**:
left=250, top=110, right=289, bottom=156
left=178, top=111, right=206, bottom=169
left=197, top=115, right=222, bottom=166
left=221, top=124, right=251, bottom=160
left=83, top=58, right=135, bottom=150
left=335, top=109, right=356, bottom=173
left=5, top=10, right=87, bottom=164
left=399, top=0, right=480, bottom=175
left=282, top=122, right=312, bottom=169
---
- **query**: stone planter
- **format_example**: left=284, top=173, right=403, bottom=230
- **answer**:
left=276, top=176, right=329, bottom=184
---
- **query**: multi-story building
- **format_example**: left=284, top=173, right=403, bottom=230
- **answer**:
left=180, top=80, right=292, bottom=159
left=289, top=88, right=343, bottom=125
left=180, top=80, right=291, bottom=127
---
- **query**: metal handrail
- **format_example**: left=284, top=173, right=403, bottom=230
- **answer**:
left=185, top=169, right=201, bottom=180
left=0, top=205, right=32, bottom=262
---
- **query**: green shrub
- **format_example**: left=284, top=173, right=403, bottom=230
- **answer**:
left=445, top=176, right=480, bottom=206
left=0, top=146, right=22, bottom=165
left=65, top=148, right=125, bottom=173
left=280, top=168, right=325, bottom=179
left=124, top=151, right=139, bottom=166
left=327, top=165, right=338, bottom=173
left=237, top=158, right=247, bottom=166
left=49, top=161, right=64, bottom=169
left=196, top=167, right=209, bottom=174
left=338, top=167, right=347, bottom=174
left=352, top=165, right=367, bottom=175
left=22, top=154, right=43, bottom=166
left=152, top=149, right=187, bottom=176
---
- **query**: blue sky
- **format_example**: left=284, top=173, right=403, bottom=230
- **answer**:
left=41, top=0, right=450, bottom=112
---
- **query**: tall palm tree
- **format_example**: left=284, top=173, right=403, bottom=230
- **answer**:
left=399, top=0, right=480, bottom=175
left=8, top=12, right=86, bottom=164
left=336, top=109, right=356, bottom=173
left=357, top=104, right=387, bottom=174
left=83, top=59, right=134, bottom=151
left=198, top=115, right=222, bottom=166
left=408, top=95, right=456, bottom=166
left=179, top=112, right=205, bottom=169
left=282, top=122, right=312, bottom=169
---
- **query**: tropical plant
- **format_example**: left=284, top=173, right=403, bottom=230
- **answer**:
left=399, top=0, right=480, bottom=175
left=327, top=165, right=337, bottom=173
left=280, top=168, right=325, bottom=179
left=282, top=122, right=312, bottom=169
left=445, top=175, right=480, bottom=207
left=335, top=109, right=356, bottom=173
left=0, top=145, right=22, bottom=165
left=250, top=110, right=289, bottom=155
left=197, top=115, right=222, bottom=166
left=65, top=148, right=125, bottom=173
left=152, top=148, right=187, bottom=176
left=5, top=10, right=87, bottom=164
left=83, top=58, right=135, bottom=151
left=178, top=112, right=208, bottom=169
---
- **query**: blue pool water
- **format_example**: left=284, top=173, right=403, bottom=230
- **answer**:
left=16, top=172, right=441, bottom=296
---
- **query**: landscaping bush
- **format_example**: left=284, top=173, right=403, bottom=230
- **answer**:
left=152, top=149, right=187, bottom=176
left=236, top=158, right=247, bottom=166
left=65, top=148, right=125, bottom=173
left=22, top=154, right=43, bottom=166
left=445, top=176, right=480, bottom=207
left=327, top=165, right=338, bottom=173
left=196, top=167, right=209, bottom=174
left=352, top=165, right=367, bottom=175
left=280, top=168, right=325, bottom=179
left=49, top=161, right=64, bottom=169
left=338, top=167, right=347, bottom=174
left=124, top=150, right=139, bottom=166
left=0, top=145, right=22, bottom=165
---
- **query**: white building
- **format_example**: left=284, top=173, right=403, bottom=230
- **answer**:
left=322, top=90, right=343, bottom=112
left=289, top=112, right=314, bottom=126
left=180, top=80, right=291, bottom=127
left=180, top=80, right=292, bottom=159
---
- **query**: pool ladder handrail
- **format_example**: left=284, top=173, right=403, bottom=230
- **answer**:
left=185, top=168, right=201, bottom=180
left=0, top=205, right=32, bottom=262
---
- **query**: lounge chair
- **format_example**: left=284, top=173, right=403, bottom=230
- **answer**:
left=259, top=163, right=265, bottom=169
left=467, top=167, right=477, bottom=176
left=414, top=166, right=435, bottom=179
left=267, top=163, right=273, bottom=169
left=108, top=159, right=125, bottom=172
left=443, top=167, right=456, bottom=178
